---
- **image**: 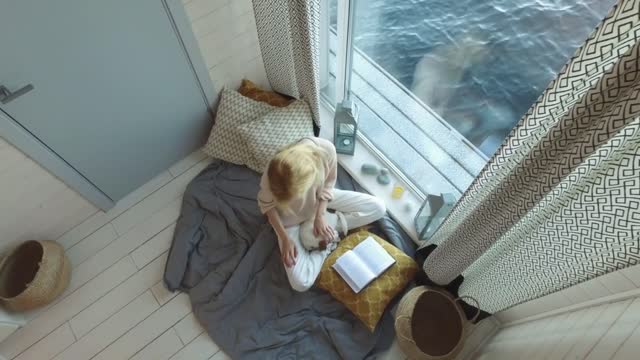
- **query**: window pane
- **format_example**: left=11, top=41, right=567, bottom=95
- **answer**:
left=320, top=0, right=338, bottom=106
left=347, top=0, right=616, bottom=196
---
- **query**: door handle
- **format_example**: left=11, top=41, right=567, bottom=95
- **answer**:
left=0, top=84, right=35, bottom=104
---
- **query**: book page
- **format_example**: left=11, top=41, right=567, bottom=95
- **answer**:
left=352, top=237, right=396, bottom=276
left=333, top=250, right=376, bottom=292
left=333, top=266, right=360, bottom=293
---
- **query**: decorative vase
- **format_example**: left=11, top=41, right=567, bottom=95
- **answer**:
left=334, top=99, right=359, bottom=155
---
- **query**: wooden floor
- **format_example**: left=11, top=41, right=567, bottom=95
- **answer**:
left=478, top=297, right=640, bottom=359
left=0, top=151, right=230, bottom=360
left=0, top=148, right=496, bottom=360
left=0, top=137, right=98, bottom=257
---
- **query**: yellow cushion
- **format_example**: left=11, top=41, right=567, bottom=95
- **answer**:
left=316, top=231, right=419, bottom=331
left=238, top=79, right=294, bottom=107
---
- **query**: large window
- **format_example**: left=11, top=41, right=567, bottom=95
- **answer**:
left=320, top=0, right=616, bottom=198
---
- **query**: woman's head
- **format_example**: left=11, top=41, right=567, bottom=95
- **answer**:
left=267, top=141, right=326, bottom=207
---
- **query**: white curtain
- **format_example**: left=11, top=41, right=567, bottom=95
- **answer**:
left=422, top=0, right=640, bottom=313
left=251, top=0, right=322, bottom=133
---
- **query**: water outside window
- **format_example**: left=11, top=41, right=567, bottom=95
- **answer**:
left=323, top=0, right=617, bottom=199
left=351, top=0, right=615, bottom=155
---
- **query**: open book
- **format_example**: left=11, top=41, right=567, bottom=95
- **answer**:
left=333, top=236, right=396, bottom=293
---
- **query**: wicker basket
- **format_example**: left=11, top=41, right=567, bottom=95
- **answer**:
left=395, top=286, right=479, bottom=360
left=0, top=240, right=71, bottom=312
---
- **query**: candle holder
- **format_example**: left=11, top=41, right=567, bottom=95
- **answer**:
left=334, top=100, right=359, bottom=155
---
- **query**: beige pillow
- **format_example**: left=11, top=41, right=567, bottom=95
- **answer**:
left=316, top=231, right=419, bottom=332
left=202, top=88, right=275, bottom=167
left=237, top=100, right=314, bottom=173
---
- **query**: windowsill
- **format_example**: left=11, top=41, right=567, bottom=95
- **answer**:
left=319, top=105, right=423, bottom=245
left=325, top=31, right=489, bottom=199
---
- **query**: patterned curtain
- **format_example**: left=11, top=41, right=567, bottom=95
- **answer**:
left=423, top=1, right=640, bottom=313
left=251, top=0, right=321, bottom=133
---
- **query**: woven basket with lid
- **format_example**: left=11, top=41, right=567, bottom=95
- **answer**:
left=0, top=240, right=70, bottom=312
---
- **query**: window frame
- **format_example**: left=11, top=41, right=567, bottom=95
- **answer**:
left=320, top=0, right=428, bottom=199
left=333, top=0, right=354, bottom=104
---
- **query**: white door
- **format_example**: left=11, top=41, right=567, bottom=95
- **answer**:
left=0, top=0, right=211, bottom=202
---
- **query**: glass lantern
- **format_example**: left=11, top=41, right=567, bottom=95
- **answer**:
left=414, top=193, right=456, bottom=241
left=334, top=100, right=359, bottom=155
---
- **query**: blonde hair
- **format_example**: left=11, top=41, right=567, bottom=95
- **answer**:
left=267, top=140, right=327, bottom=210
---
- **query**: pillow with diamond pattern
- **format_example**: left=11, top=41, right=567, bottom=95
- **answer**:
left=202, top=88, right=275, bottom=167
left=237, top=100, right=314, bottom=173
left=316, top=231, right=419, bottom=332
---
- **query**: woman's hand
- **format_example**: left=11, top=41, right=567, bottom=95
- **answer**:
left=279, top=236, right=298, bottom=268
left=267, top=209, right=297, bottom=268
left=314, top=214, right=336, bottom=242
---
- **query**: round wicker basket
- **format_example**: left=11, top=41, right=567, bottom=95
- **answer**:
left=395, top=286, right=479, bottom=360
left=0, top=240, right=70, bottom=312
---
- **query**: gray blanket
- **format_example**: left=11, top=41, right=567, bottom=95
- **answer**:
left=164, top=160, right=416, bottom=359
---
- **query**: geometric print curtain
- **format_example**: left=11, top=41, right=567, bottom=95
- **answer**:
left=423, top=0, right=640, bottom=313
left=251, top=0, right=322, bottom=133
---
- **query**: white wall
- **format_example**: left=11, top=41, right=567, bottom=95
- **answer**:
left=183, top=0, right=269, bottom=92
left=0, top=0, right=267, bottom=255
left=0, top=137, right=97, bottom=255
left=477, top=296, right=640, bottom=359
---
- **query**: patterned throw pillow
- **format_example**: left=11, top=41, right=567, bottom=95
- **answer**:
left=202, top=88, right=275, bottom=167
left=238, top=79, right=294, bottom=107
left=316, top=231, right=419, bottom=332
left=237, top=100, right=314, bottom=173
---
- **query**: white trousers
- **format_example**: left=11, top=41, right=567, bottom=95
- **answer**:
left=284, top=189, right=386, bottom=292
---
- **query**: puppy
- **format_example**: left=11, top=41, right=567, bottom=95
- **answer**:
left=299, top=212, right=344, bottom=251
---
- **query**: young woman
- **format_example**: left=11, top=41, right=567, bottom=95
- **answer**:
left=258, top=137, right=386, bottom=292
